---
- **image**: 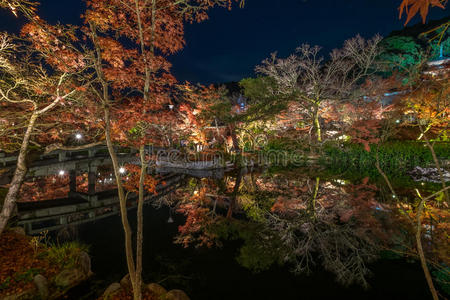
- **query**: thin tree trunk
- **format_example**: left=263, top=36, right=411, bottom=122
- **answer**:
left=313, top=105, right=321, bottom=143
left=104, top=106, right=137, bottom=289
left=227, top=169, right=243, bottom=219
left=416, top=197, right=439, bottom=300
left=375, top=150, right=397, bottom=197
left=309, top=177, right=320, bottom=220
left=214, top=118, right=221, bottom=138
left=131, top=1, right=156, bottom=298
left=421, top=129, right=448, bottom=202
left=0, top=113, right=38, bottom=235
left=228, top=123, right=240, bottom=152
left=135, top=145, right=147, bottom=300
left=90, top=22, right=137, bottom=293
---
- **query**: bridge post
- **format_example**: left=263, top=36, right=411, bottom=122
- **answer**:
left=24, top=223, right=32, bottom=234
left=88, top=165, right=97, bottom=195
left=88, top=148, right=96, bottom=158
left=58, top=151, right=67, bottom=162
left=60, top=216, right=68, bottom=225
left=69, top=170, right=77, bottom=197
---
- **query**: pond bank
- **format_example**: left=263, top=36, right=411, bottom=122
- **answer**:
left=0, top=228, right=91, bottom=299
left=100, top=276, right=190, bottom=300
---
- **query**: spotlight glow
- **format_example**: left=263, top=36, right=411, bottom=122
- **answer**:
left=119, top=167, right=126, bottom=174
left=75, top=133, right=83, bottom=140
left=59, top=170, right=65, bottom=176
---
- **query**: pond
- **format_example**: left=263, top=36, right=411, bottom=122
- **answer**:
left=11, top=164, right=449, bottom=300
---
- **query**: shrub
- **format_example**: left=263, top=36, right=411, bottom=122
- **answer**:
left=45, top=241, right=89, bottom=270
left=323, top=141, right=450, bottom=174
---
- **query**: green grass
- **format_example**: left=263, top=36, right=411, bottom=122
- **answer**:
left=45, top=241, right=89, bottom=270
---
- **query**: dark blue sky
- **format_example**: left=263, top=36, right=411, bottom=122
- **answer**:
left=0, top=0, right=448, bottom=84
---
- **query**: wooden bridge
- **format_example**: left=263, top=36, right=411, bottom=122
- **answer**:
left=0, top=145, right=185, bottom=234
left=15, top=172, right=185, bottom=234
left=1, top=145, right=237, bottom=234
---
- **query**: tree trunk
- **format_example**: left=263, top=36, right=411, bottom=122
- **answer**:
left=416, top=198, right=439, bottom=300
left=103, top=106, right=137, bottom=291
left=134, top=145, right=147, bottom=300
left=313, top=105, right=321, bottom=143
left=309, top=177, right=320, bottom=220
left=0, top=113, right=38, bottom=235
left=228, top=123, right=240, bottom=152
left=375, top=150, right=397, bottom=197
left=227, top=169, right=243, bottom=219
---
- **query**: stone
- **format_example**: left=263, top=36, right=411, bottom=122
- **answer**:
left=120, top=274, right=132, bottom=290
left=77, top=251, right=92, bottom=275
left=54, top=269, right=84, bottom=288
left=33, top=274, right=49, bottom=299
left=147, top=283, right=167, bottom=298
left=103, top=282, right=121, bottom=299
left=165, top=289, right=190, bottom=300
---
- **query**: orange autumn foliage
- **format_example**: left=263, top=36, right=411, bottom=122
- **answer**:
left=399, top=0, right=446, bottom=25
left=122, top=164, right=158, bottom=195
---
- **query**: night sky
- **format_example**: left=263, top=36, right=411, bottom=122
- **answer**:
left=0, top=0, right=448, bottom=84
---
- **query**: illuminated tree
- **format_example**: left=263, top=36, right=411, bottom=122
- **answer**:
left=0, top=0, right=37, bottom=17
left=81, top=1, right=239, bottom=298
left=16, top=1, right=240, bottom=298
left=0, top=33, right=84, bottom=235
left=254, top=35, right=382, bottom=143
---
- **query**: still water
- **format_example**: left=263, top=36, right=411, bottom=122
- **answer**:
left=12, top=165, right=448, bottom=300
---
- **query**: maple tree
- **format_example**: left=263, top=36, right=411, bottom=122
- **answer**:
left=25, top=1, right=240, bottom=299
left=1, top=0, right=240, bottom=298
left=82, top=2, right=239, bottom=297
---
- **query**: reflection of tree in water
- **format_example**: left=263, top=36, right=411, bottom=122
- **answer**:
left=244, top=175, right=384, bottom=287
left=174, top=171, right=387, bottom=287
left=174, top=169, right=449, bottom=291
left=266, top=203, right=378, bottom=288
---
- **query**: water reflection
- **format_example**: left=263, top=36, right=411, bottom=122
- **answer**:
left=172, top=168, right=449, bottom=291
left=4, top=160, right=449, bottom=297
